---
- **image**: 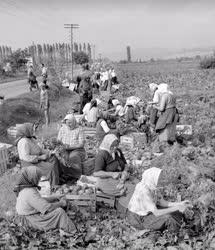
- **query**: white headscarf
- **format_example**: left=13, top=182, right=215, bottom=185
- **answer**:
left=157, top=83, right=173, bottom=95
left=149, top=83, right=158, bottom=92
left=140, top=167, right=162, bottom=190
left=99, top=134, right=118, bottom=154
left=128, top=167, right=162, bottom=216
left=112, top=99, right=120, bottom=107
left=63, top=114, right=78, bottom=130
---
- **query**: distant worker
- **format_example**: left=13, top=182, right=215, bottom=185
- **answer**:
left=28, top=66, right=38, bottom=91
left=39, top=82, right=50, bottom=126
left=111, top=68, right=118, bottom=85
left=41, top=63, right=48, bottom=84
left=78, top=64, right=93, bottom=114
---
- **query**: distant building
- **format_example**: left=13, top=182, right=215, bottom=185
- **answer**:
left=126, top=46, right=131, bottom=62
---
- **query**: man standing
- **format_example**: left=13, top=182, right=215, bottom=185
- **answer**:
left=41, top=63, right=48, bottom=84
left=28, top=65, right=38, bottom=91
left=78, top=64, right=93, bottom=114
left=39, top=82, right=50, bottom=126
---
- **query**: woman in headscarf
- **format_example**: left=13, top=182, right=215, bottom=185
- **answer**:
left=16, top=123, right=61, bottom=187
left=93, top=134, right=129, bottom=196
left=154, top=83, right=178, bottom=144
left=57, top=114, right=86, bottom=179
left=148, top=83, right=159, bottom=130
left=123, top=97, right=139, bottom=124
left=127, top=167, right=191, bottom=231
left=82, top=99, right=99, bottom=127
left=15, top=166, right=76, bottom=234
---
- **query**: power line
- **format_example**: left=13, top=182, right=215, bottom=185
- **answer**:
left=64, top=23, right=79, bottom=79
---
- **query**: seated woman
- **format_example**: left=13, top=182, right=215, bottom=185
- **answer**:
left=57, top=114, right=86, bottom=179
left=110, top=99, right=125, bottom=117
left=127, top=167, right=191, bottom=232
left=96, top=112, right=111, bottom=146
left=124, top=104, right=138, bottom=124
left=154, top=83, right=178, bottom=144
left=93, top=134, right=129, bottom=196
left=82, top=99, right=99, bottom=127
left=15, top=166, right=76, bottom=235
left=16, top=123, right=60, bottom=187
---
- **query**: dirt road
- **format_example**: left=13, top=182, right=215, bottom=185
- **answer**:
left=0, top=67, right=82, bottom=99
left=0, top=78, right=31, bottom=99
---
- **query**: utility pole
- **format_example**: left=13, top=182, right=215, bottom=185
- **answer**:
left=64, top=24, right=79, bottom=79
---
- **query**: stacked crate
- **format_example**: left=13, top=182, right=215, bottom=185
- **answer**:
left=7, top=124, right=23, bottom=139
left=83, top=127, right=96, bottom=138
left=66, top=187, right=96, bottom=212
left=0, top=146, right=9, bottom=176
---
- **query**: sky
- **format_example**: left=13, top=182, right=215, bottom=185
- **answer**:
left=0, top=0, right=215, bottom=60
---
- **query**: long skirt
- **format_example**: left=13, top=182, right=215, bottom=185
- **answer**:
left=149, top=107, right=158, bottom=128
left=17, top=208, right=76, bottom=233
left=62, top=149, right=86, bottom=180
left=156, top=107, right=178, bottom=143
left=158, top=123, right=176, bottom=142
left=127, top=210, right=183, bottom=232
left=21, top=156, right=60, bottom=186
left=96, top=178, right=126, bottom=197
left=79, top=93, right=92, bottom=114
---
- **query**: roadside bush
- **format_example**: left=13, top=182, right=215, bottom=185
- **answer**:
left=73, top=51, right=89, bottom=65
left=200, top=56, right=215, bottom=69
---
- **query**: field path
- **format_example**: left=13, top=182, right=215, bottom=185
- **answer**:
left=0, top=67, right=82, bottom=99
left=0, top=78, right=31, bottom=99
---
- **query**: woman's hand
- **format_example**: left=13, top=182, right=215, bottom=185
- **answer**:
left=177, top=202, right=192, bottom=213
left=116, top=181, right=124, bottom=190
left=38, top=154, right=48, bottom=161
left=112, top=172, right=121, bottom=179
left=59, top=198, right=67, bottom=207
left=180, top=200, right=192, bottom=206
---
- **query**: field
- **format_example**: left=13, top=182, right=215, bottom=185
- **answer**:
left=1, top=59, right=215, bottom=249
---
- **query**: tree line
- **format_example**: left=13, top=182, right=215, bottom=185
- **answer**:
left=0, top=43, right=91, bottom=62
left=0, top=43, right=92, bottom=71
left=27, top=42, right=92, bottom=64
left=0, top=46, right=13, bottom=60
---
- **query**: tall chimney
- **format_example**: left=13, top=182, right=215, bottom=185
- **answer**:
left=126, top=46, right=131, bottom=62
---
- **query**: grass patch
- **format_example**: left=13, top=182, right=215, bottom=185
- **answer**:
left=0, top=74, right=79, bottom=143
left=0, top=169, right=19, bottom=217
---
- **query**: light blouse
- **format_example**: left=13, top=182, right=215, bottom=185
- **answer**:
left=16, top=188, right=51, bottom=215
left=17, top=138, right=44, bottom=163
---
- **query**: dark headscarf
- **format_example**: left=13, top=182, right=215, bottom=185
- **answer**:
left=98, top=111, right=108, bottom=120
left=15, top=123, right=35, bottom=145
left=90, top=99, right=97, bottom=110
left=14, top=166, right=42, bottom=196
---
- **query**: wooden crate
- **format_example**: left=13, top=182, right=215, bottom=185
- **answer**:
left=96, top=192, right=115, bottom=207
left=131, top=132, right=147, bottom=146
left=120, top=133, right=147, bottom=148
left=120, top=135, right=134, bottom=148
left=176, top=125, right=192, bottom=135
left=7, top=124, right=23, bottom=138
left=66, top=193, right=96, bottom=212
left=0, top=146, right=9, bottom=176
left=83, top=127, right=96, bottom=137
